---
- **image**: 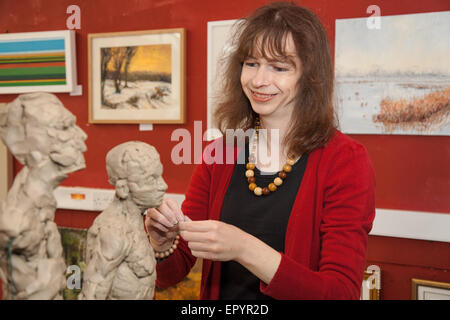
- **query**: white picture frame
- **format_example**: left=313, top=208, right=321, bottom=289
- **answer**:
left=206, top=19, right=238, bottom=141
left=0, top=30, right=78, bottom=94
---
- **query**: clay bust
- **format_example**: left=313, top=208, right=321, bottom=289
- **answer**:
left=0, top=92, right=87, bottom=299
left=79, top=141, right=167, bottom=300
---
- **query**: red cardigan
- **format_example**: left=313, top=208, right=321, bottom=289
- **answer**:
left=156, top=130, right=376, bottom=300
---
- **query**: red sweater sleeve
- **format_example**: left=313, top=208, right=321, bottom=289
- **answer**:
left=155, top=161, right=211, bottom=289
left=260, top=138, right=376, bottom=299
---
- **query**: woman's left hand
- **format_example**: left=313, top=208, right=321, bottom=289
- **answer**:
left=179, top=217, right=247, bottom=262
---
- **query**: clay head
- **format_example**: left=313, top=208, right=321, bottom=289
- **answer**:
left=106, top=141, right=168, bottom=210
left=0, top=92, right=87, bottom=173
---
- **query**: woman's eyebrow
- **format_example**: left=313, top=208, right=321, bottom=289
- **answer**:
left=268, top=56, right=297, bottom=67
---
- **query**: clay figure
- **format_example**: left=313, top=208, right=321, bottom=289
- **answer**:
left=79, top=141, right=167, bottom=300
left=0, top=92, right=87, bottom=299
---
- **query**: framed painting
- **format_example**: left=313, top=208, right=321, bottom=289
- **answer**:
left=335, top=11, right=450, bottom=135
left=0, top=30, right=77, bottom=94
left=411, top=279, right=450, bottom=300
left=88, top=29, right=186, bottom=124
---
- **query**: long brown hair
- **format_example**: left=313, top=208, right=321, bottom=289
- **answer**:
left=214, top=2, right=336, bottom=157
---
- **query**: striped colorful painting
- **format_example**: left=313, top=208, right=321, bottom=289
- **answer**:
left=0, top=38, right=67, bottom=87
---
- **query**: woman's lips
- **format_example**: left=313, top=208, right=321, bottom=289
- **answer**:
left=250, top=90, right=277, bottom=102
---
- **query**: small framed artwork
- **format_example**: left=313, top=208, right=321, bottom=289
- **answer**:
left=411, top=279, right=450, bottom=300
left=0, top=30, right=78, bottom=94
left=88, top=29, right=186, bottom=124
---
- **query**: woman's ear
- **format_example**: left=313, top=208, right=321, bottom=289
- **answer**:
left=115, top=179, right=129, bottom=199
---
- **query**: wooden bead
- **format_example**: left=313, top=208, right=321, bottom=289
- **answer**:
left=254, top=187, right=262, bottom=196
left=283, top=164, right=292, bottom=173
left=245, top=169, right=254, bottom=178
left=268, top=183, right=277, bottom=192
left=262, top=187, right=270, bottom=195
left=286, top=158, right=295, bottom=166
left=248, top=176, right=256, bottom=184
left=278, top=171, right=287, bottom=179
left=274, top=177, right=283, bottom=186
left=246, top=163, right=255, bottom=170
left=248, top=183, right=257, bottom=191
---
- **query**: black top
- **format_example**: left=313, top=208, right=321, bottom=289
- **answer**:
left=219, top=144, right=309, bottom=300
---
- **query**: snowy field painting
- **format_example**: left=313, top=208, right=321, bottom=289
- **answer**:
left=335, top=11, right=450, bottom=135
left=101, top=45, right=173, bottom=111
left=89, top=30, right=185, bottom=123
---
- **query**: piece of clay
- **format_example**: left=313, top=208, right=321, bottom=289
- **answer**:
left=79, top=141, right=167, bottom=300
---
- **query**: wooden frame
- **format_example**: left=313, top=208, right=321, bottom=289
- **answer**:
left=411, top=279, right=450, bottom=300
left=0, top=103, right=13, bottom=201
left=0, top=30, right=77, bottom=94
left=88, top=29, right=185, bottom=124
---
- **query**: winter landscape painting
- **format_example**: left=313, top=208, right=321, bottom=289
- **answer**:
left=335, top=11, right=450, bottom=135
left=89, top=29, right=185, bottom=124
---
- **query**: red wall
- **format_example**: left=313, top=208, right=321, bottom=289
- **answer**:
left=1, top=0, right=449, bottom=300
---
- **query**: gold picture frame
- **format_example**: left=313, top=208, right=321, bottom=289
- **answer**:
left=88, top=28, right=185, bottom=124
left=411, top=279, right=450, bottom=300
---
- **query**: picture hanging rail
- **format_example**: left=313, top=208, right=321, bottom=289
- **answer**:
left=88, top=28, right=186, bottom=124
left=0, top=30, right=78, bottom=94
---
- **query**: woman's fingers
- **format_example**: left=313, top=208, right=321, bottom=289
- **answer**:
left=156, top=201, right=178, bottom=225
left=179, top=220, right=213, bottom=232
left=179, top=229, right=212, bottom=242
left=149, top=218, right=169, bottom=232
left=165, top=198, right=185, bottom=223
left=147, top=208, right=175, bottom=229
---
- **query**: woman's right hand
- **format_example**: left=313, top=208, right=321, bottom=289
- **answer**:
left=145, top=198, right=185, bottom=252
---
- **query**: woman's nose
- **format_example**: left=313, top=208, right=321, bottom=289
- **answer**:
left=252, top=65, right=271, bottom=87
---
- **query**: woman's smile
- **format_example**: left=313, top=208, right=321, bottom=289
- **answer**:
left=250, top=90, right=278, bottom=102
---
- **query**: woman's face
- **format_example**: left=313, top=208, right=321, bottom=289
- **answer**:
left=240, top=33, right=302, bottom=122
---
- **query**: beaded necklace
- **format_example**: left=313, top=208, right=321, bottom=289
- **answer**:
left=245, top=117, right=299, bottom=196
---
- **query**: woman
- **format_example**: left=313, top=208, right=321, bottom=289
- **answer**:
left=145, top=2, right=375, bottom=300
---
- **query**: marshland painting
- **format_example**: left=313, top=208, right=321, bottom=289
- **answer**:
left=335, top=11, right=450, bottom=135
